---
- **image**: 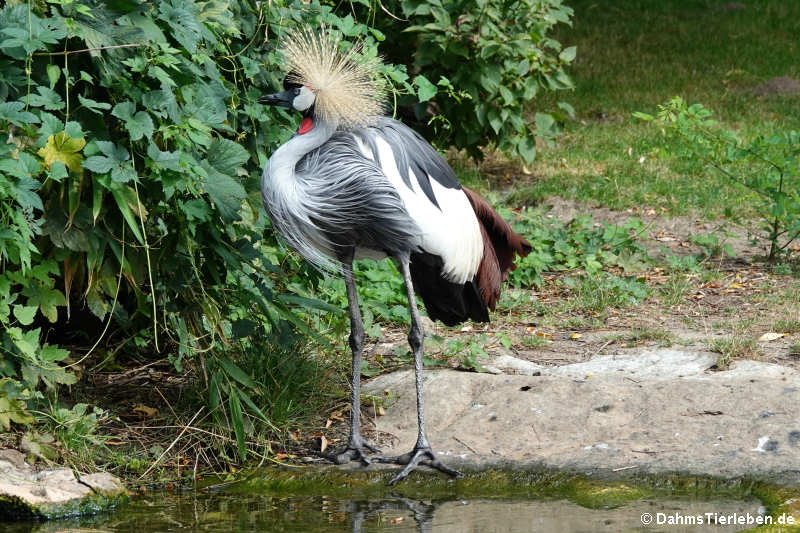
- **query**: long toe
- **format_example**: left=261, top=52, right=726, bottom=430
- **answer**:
left=374, top=447, right=461, bottom=485
left=316, top=444, right=377, bottom=466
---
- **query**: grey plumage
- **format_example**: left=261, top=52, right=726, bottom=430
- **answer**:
left=261, top=117, right=463, bottom=270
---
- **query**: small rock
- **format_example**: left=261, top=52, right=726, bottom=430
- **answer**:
left=0, top=449, right=128, bottom=520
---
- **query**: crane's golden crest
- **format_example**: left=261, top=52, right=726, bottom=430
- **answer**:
left=279, top=26, right=387, bottom=128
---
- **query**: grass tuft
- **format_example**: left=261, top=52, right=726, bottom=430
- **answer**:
left=709, top=336, right=761, bottom=369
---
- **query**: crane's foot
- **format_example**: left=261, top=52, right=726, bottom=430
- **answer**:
left=316, top=439, right=381, bottom=466
left=374, top=446, right=461, bottom=485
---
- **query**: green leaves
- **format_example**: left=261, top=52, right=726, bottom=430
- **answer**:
left=413, top=75, right=438, bottom=102
left=77, top=93, right=111, bottom=115
left=0, top=8, right=66, bottom=59
left=112, top=101, right=154, bottom=141
left=641, top=98, right=800, bottom=262
left=207, top=139, right=249, bottom=175
left=84, top=141, right=136, bottom=183
left=27, top=86, right=65, bottom=111
left=201, top=139, right=249, bottom=221
left=382, top=0, right=575, bottom=161
left=0, top=101, right=40, bottom=126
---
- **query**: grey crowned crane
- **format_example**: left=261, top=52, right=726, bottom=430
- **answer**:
left=260, top=26, right=531, bottom=485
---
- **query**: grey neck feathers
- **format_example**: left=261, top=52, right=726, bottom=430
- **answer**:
left=267, top=119, right=338, bottom=182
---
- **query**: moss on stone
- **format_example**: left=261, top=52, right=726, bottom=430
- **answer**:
left=229, top=464, right=799, bottom=519
left=0, top=485, right=129, bottom=520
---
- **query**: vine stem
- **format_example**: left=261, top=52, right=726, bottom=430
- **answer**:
left=130, top=143, right=160, bottom=353
left=34, top=43, right=148, bottom=56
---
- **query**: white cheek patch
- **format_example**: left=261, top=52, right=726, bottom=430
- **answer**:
left=293, top=86, right=316, bottom=111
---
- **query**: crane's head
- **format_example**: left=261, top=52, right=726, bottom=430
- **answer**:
left=260, top=26, right=386, bottom=128
left=260, top=75, right=316, bottom=115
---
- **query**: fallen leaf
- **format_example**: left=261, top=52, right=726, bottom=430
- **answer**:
left=390, top=517, right=404, bottom=524
left=758, top=332, right=785, bottom=342
left=319, top=434, right=328, bottom=453
left=377, top=406, right=386, bottom=416
left=325, top=419, right=332, bottom=429
left=132, top=404, right=158, bottom=419
left=569, top=333, right=582, bottom=340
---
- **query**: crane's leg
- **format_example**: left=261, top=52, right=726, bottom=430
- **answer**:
left=375, top=252, right=461, bottom=485
left=318, top=249, right=380, bottom=465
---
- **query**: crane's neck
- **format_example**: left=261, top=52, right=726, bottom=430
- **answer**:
left=265, top=118, right=338, bottom=183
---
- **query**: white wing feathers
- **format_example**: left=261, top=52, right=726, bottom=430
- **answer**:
left=371, top=135, right=483, bottom=284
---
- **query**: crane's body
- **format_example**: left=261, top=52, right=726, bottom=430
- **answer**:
left=261, top=27, right=531, bottom=484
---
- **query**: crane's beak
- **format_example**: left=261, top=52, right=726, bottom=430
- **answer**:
left=260, top=89, right=294, bottom=108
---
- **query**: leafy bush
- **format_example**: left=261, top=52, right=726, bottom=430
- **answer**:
left=376, top=0, right=576, bottom=162
left=0, top=0, right=415, bottom=458
left=503, top=206, right=649, bottom=287
left=636, top=98, right=800, bottom=262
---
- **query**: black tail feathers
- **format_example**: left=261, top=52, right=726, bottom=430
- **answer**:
left=408, top=252, right=489, bottom=327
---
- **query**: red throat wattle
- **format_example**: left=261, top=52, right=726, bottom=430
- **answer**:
left=298, top=117, right=314, bottom=135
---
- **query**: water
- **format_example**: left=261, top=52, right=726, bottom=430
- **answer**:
left=1, top=489, right=762, bottom=532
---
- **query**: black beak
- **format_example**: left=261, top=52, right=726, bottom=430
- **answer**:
left=260, top=89, right=294, bottom=108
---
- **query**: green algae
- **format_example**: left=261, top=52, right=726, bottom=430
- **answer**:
left=229, top=465, right=796, bottom=514
left=0, top=485, right=129, bottom=521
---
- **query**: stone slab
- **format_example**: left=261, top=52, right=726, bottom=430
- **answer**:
left=364, top=349, right=800, bottom=485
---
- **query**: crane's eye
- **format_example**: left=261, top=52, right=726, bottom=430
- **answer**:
left=293, top=88, right=301, bottom=96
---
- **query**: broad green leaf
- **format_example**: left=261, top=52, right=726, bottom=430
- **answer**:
left=127, top=111, right=154, bottom=140
left=84, top=156, right=115, bottom=174
left=8, top=326, right=40, bottom=358
left=0, top=397, right=34, bottom=430
left=22, top=284, right=65, bottom=323
left=557, top=101, right=576, bottom=119
left=13, top=305, right=37, bottom=325
left=96, top=141, right=129, bottom=161
left=201, top=163, right=245, bottom=221
left=559, top=46, right=577, bottom=63
left=207, top=139, right=249, bottom=175
left=112, top=102, right=153, bottom=140
left=111, top=165, right=137, bottom=183
left=47, top=65, right=61, bottom=89
left=518, top=136, right=536, bottom=164
left=21, top=362, right=77, bottom=388
left=535, top=112, right=556, bottom=134
left=38, top=132, right=86, bottom=172
left=10, top=177, right=43, bottom=211
left=48, top=161, right=68, bottom=182
left=0, top=101, right=40, bottom=126
left=182, top=199, right=211, bottom=222
left=40, top=344, right=70, bottom=362
left=27, top=86, right=65, bottom=110
left=111, top=101, right=136, bottom=121
left=414, top=75, right=437, bottom=102
left=77, top=93, right=112, bottom=115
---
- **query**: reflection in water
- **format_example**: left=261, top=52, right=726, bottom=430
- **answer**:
left=0, top=488, right=760, bottom=533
